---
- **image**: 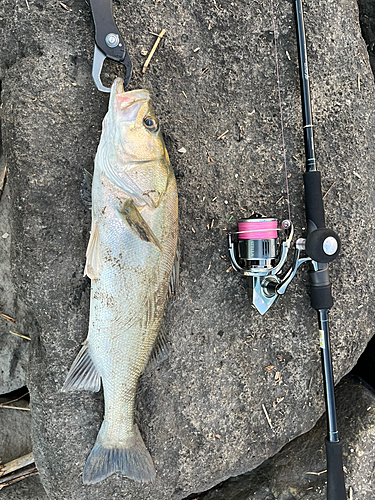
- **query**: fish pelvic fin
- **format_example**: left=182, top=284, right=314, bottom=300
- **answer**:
left=61, top=341, right=101, bottom=392
left=82, top=422, right=156, bottom=485
left=84, top=221, right=103, bottom=280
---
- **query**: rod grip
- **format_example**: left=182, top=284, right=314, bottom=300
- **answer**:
left=303, top=171, right=325, bottom=230
left=325, top=439, right=347, bottom=500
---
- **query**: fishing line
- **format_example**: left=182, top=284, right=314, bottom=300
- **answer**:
left=270, top=0, right=292, bottom=223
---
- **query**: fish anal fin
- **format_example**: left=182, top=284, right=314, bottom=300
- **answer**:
left=61, top=341, right=101, bottom=392
left=142, top=325, right=169, bottom=374
left=84, top=222, right=103, bottom=280
left=117, top=199, right=162, bottom=251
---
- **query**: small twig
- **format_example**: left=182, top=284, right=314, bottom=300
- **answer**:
left=0, top=313, right=15, bottom=323
left=0, top=392, right=29, bottom=407
left=0, top=453, right=34, bottom=478
left=306, top=469, right=327, bottom=476
left=142, top=29, right=166, bottom=74
left=322, top=182, right=335, bottom=200
left=0, top=405, right=30, bottom=411
left=262, top=403, right=273, bottom=430
left=308, top=375, right=313, bottom=392
left=217, top=130, right=229, bottom=141
left=24, top=0, right=30, bottom=10
left=59, top=2, right=72, bottom=10
left=0, top=466, right=38, bottom=489
left=9, top=331, right=31, bottom=341
left=0, top=166, right=7, bottom=201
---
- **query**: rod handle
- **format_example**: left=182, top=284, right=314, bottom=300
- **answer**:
left=303, top=171, right=325, bottom=230
left=325, top=439, right=347, bottom=500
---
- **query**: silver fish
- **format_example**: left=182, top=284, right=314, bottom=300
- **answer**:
left=62, top=78, right=178, bottom=485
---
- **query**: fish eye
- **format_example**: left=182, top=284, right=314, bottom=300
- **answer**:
left=143, top=117, right=159, bottom=132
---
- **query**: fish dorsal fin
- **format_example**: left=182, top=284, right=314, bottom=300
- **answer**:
left=80, top=169, right=93, bottom=210
left=117, top=199, right=162, bottom=251
left=168, top=249, right=180, bottom=298
left=142, top=326, right=169, bottom=374
left=84, top=222, right=103, bottom=280
left=61, top=341, right=101, bottom=392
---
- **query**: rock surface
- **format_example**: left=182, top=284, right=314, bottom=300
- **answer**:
left=0, top=0, right=374, bottom=499
left=190, top=376, right=375, bottom=500
left=0, top=477, right=47, bottom=500
left=0, top=394, right=47, bottom=499
left=0, top=395, right=31, bottom=464
left=0, top=175, right=29, bottom=394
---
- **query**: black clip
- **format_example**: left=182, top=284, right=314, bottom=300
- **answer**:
left=89, top=0, right=132, bottom=92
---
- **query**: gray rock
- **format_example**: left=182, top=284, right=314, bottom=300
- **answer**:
left=0, top=396, right=31, bottom=464
left=0, top=0, right=374, bottom=499
left=0, top=476, right=48, bottom=500
left=192, top=376, right=375, bottom=500
left=0, top=396, right=47, bottom=499
left=0, top=172, right=28, bottom=393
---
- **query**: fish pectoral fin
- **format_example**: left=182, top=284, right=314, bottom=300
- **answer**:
left=84, top=221, right=103, bottom=280
left=142, top=324, right=169, bottom=375
left=61, top=340, right=101, bottom=392
left=168, top=248, right=180, bottom=298
left=117, top=199, right=162, bottom=251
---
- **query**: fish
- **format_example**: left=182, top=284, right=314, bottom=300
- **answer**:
left=62, top=77, right=178, bottom=485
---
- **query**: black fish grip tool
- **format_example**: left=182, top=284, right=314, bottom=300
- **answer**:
left=89, top=0, right=132, bottom=92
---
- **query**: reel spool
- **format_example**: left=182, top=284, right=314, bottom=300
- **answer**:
left=237, top=217, right=278, bottom=267
left=228, top=214, right=310, bottom=314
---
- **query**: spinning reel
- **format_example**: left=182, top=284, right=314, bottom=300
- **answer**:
left=228, top=214, right=340, bottom=315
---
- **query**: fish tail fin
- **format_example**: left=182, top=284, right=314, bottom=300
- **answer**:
left=82, top=422, right=156, bottom=485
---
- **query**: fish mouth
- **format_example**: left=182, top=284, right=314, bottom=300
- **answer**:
left=112, top=78, right=150, bottom=121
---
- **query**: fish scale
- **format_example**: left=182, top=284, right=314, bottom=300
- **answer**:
left=62, top=78, right=178, bottom=485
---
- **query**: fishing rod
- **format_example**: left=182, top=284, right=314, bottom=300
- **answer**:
left=228, top=1, right=346, bottom=498
left=295, top=1, right=346, bottom=498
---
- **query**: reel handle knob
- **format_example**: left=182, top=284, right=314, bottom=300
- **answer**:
left=305, top=228, right=341, bottom=263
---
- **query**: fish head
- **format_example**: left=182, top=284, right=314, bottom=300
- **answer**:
left=106, top=78, right=168, bottom=165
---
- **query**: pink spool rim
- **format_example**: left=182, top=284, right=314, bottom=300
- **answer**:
left=238, top=219, right=278, bottom=240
